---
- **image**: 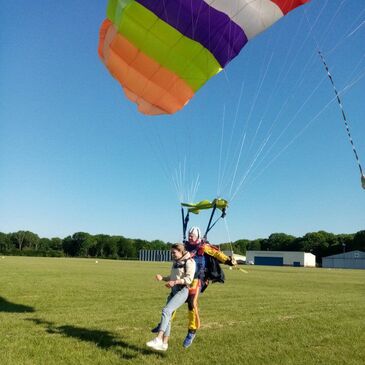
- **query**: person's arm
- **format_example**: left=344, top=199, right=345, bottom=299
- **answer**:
left=179, top=259, right=196, bottom=285
left=156, top=273, right=171, bottom=281
left=203, top=244, right=236, bottom=266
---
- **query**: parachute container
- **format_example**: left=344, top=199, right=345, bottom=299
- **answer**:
left=99, top=0, right=310, bottom=115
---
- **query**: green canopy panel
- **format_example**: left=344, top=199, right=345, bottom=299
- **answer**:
left=181, top=198, right=228, bottom=214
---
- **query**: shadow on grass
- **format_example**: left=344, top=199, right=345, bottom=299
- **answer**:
left=26, top=318, right=163, bottom=360
left=0, top=296, right=35, bottom=313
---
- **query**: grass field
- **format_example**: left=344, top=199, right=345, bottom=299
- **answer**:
left=0, top=256, right=364, bottom=365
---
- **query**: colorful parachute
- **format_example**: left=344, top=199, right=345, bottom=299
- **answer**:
left=98, top=0, right=310, bottom=115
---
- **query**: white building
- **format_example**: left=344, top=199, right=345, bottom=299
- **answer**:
left=246, top=250, right=316, bottom=267
left=223, top=251, right=246, bottom=264
left=322, top=250, right=365, bottom=269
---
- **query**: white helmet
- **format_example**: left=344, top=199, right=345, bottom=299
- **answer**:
left=188, top=226, right=201, bottom=240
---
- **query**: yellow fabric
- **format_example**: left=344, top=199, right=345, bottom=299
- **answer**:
left=187, top=279, right=201, bottom=330
left=203, top=245, right=230, bottom=263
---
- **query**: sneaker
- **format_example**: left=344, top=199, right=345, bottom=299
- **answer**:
left=146, top=338, right=168, bottom=351
left=151, top=324, right=160, bottom=333
left=146, top=337, right=162, bottom=348
left=183, top=332, right=196, bottom=348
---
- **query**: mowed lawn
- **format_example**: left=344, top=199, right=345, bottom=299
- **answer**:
left=0, top=256, right=364, bottom=365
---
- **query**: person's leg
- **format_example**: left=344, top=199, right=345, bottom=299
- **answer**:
left=147, top=287, right=188, bottom=351
left=151, top=293, right=176, bottom=333
left=159, top=287, right=189, bottom=337
left=184, top=279, right=201, bottom=348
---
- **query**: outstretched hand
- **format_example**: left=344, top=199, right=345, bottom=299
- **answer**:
left=155, top=274, right=163, bottom=281
left=165, top=280, right=176, bottom=288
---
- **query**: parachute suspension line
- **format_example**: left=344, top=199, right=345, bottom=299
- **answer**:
left=247, top=66, right=365, bottom=191
left=172, top=166, right=182, bottom=202
left=317, top=0, right=348, bottom=47
left=182, top=157, right=187, bottom=200
left=347, top=20, right=365, bottom=38
left=342, top=68, right=365, bottom=96
left=325, top=7, right=365, bottom=56
left=245, top=2, right=354, bottom=187
left=220, top=79, right=245, bottom=196
left=317, top=50, right=365, bottom=186
left=187, top=173, right=200, bottom=204
left=303, top=9, right=365, bottom=188
left=243, top=53, right=274, bottom=157
left=217, top=105, right=226, bottom=197
left=223, top=218, right=234, bottom=257
left=230, top=132, right=272, bottom=202
left=345, top=55, right=365, bottom=87
left=253, top=17, right=303, bottom=146
left=228, top=132, right=247, bottom=198
left=144, top=123, right=182, bottom=201
left=251, top=3, right=328, bottom=168
left=223, top=51, right=273, bottom=199
left=223, top=3, right=342, bottom=200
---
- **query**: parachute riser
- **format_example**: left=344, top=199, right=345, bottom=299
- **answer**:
left=203, top=204, right=227, bottom=241
left=181, top=207, right=190, bottom=241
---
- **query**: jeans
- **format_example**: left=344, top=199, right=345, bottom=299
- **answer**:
left=159, top=286, right=189, bottom=337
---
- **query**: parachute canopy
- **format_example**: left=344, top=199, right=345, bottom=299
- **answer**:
left=99, top=0, right=310, bottom=115
left=181, top=198, right=228, bottom=214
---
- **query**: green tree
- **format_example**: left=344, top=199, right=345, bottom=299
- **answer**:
left=352, top=230, right=365, bottom=251
left=118, top=238, right=137, bottom=258
left=150, top=240, right=168, bottom=250
left=0, top=233, right=13, bottom=251
left=247, top=239, right=262, bottom=251
left=267, top=233, right=296, bottom=251
left=62, top=232, right=90, bottom=256
left=50, top=237, right=63, bottom=251
left=300, top=231, right=331, bottom=262
left=10, top=231, right=40, bottom=251
left=39, top=238, right=52, bottom=251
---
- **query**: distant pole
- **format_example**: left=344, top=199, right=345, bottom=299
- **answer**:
left=342, top=243, right=346, bottom=254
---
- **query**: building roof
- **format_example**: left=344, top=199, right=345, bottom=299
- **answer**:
left=246, top=250, right=315, bottom=257
left=323, top=250, right=365, bottom=260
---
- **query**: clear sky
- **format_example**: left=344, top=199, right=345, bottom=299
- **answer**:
left=1, top=1, right=364, bottom=243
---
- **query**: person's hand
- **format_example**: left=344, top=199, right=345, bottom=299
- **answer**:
left=165, top=280, right=176, bottom=288
left=225, top=256, right=237, bottom=266
left=156, top=274, right=163, bottom=281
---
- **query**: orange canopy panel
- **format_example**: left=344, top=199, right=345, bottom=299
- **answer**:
left=98, top=19, right=194, bottom=115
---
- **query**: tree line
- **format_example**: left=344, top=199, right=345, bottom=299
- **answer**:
left=220, top=230, right=365, bottom=263
left=0, top=230, right=364, bottom=263
left=0, top=231, right=167, bottom=259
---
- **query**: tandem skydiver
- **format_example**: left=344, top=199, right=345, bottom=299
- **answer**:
left=181, top=226, right=236, bottom=348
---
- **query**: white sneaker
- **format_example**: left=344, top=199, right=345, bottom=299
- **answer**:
left=146, top=338, right=168, bottom=351
left=146, top=338, right=162, bottom=348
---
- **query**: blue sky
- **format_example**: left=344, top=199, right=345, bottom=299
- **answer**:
left=1, top=1, right=364, bottom=243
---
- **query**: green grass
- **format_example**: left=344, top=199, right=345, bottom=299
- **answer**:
left=0, top=256, right=364, bottom=365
